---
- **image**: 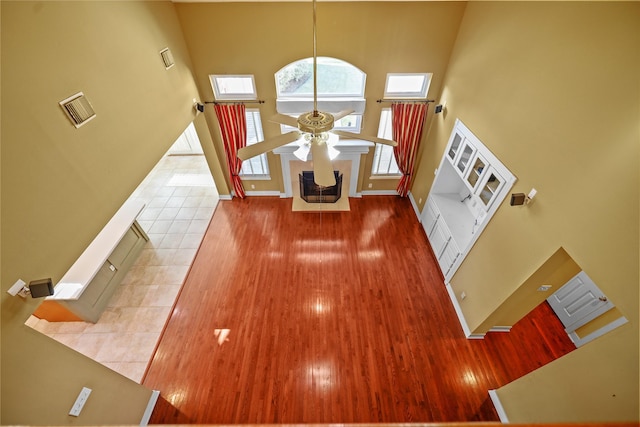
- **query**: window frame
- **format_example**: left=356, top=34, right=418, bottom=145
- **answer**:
left=210, top=74, right=258, bottom=101
left=371, top=108, right=401, bottom=176
left=240, top=108, right=270, bottom=179
left=383, top=73, right=432, bottom=99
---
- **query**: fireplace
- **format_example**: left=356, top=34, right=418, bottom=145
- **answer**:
left=299, top=171, right=342, bottom=203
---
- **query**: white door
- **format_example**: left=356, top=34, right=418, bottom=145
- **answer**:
left=547, top=271, right=613, bottom=332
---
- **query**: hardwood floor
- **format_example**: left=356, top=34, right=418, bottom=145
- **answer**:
left=142, top=196, right=575, bottom=424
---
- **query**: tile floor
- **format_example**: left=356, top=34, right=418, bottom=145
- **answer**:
left=26, top=153, right=219, bottom=383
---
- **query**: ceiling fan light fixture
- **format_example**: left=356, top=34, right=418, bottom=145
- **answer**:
left=294, top=143, right=311, bottom=161
left=327, top=143, right=340, bottom=161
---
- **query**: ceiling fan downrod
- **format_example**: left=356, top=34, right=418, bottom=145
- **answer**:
left=300, top=0, right=334, bottom=135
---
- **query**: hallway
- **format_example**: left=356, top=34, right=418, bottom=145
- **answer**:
left=27, top=153, right=218, bottom=382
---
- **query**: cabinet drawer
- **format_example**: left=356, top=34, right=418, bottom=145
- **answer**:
left=429, top=220, right=451, bottom=258
left=439, top=238, right=461, bottom=276
left=422, top=198, right=440, bottom=237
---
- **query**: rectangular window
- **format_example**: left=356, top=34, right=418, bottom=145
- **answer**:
left=210, top=75, right=257, bottom=100
left=240, top=109, right=270, bottom=178
left=384, top=73, right=432, bottom=99
left=371, top=108, right=400, bottom=175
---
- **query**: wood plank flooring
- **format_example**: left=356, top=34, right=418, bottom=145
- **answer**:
left=142, top=196, right=575, bottom=424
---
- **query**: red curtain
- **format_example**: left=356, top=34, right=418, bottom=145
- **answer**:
left=214, top=103, right=247, bottom=198
left=392, top=102, right=428, bottom=197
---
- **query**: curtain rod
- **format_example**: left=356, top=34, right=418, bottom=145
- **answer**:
left=376, top=99, right=435, bottom=104
left=205, top=100, right=265, bottom=105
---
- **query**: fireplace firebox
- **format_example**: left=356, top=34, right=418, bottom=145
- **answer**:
left=299, top=171, right=342, bottom=203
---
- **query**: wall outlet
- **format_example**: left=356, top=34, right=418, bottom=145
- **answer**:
left=69, top=387, right=92, bottom=417
left=418, top=198, right=422, bottom=204
left=250, top=184, right=255, bottom=189
left=368, top=183, right=373, bottom=188
left=460, top=291, right=467, bottom=300
left=537, top=285, right=552, bottom=292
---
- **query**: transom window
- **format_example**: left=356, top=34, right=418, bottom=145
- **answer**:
left=240, top=109, right=269, bottom=178
left=383, top=73, right=432, bottom=99
left=210, top=75, right=257, bottom=101
left=275, top=57, right=366, bottom=132
left=372, top=73, right=431, bottom=176
left=276, top=57, right=366, bottom=98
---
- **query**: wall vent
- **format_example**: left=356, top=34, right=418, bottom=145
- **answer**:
left=59, top=92, right=96, bottom=128
left=160, top=48, right=175, bottom=69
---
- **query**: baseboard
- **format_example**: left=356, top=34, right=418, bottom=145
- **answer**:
left=445, top=283, right=486, bottom=339
left=360, top=189, right=399, bottom=196
left=140, top=389, right=160, bottom=426
left=219, top=194, right=233, bottom=201
left=244, top=190, right=281, bottom=197
left=489, top=326, right=512, bottom=333
left=488, top=389, right=509, bottom=423
left=569, top=316, right=628, bottom=348
left=408, top=191, right=421, bottom=221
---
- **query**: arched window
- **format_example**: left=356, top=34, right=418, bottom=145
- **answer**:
left=275, top=57, right=366, bottom=132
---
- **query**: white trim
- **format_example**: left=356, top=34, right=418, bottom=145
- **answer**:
left=569, top=316, right=628, bottom=348
left=445, top=282, right=485, bottom=339
left=219, top=194, right=233, bottom=201
left=244, top=190, right=281, bottom=197
left=276, top=99, right=366, bottom=115
left=361, top=190, right=398, bottom=197
left=140, top=390, right=160, bottom=426
left=408, top=191, right=421, bottom=220
left=274, top=139, right=373, bottom=198
left=488, top=390, right=509, bottom=423
left=489, top=326, right=512, bottom=333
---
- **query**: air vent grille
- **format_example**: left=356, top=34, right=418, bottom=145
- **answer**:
left=59, top=92, right=96, bottom=128
left=160, top=48, right=175, bottom=69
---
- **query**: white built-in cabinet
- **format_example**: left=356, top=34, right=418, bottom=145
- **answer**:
left=422, top=119, right=516, bottom=281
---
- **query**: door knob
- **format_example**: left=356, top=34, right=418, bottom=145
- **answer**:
left=598, top=296, right=608, bottom=302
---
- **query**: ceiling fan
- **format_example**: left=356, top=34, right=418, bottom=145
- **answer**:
left=237, top=0, right=398, bottom=187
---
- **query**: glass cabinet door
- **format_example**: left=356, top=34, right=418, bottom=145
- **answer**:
left=447, top=133, right=463, bottom=162
left=478, top=169, right=505, bottom=208
left=456, top=143, right=475, bottom=175
left=466, top=155, right=486, bottom=190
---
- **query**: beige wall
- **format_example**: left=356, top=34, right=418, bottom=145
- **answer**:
left=174, top=1, right=466, bottom=195
left=2, top=0, right=638, bottom=424
left=1, top=1, right=204, bottom=424
left=410, top=1, right=639, bottom=422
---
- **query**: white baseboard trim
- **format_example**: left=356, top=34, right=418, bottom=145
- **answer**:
left=244, top=190, right=281, bottom=197
left=445, top=283, right=486, bottom=339
left=569, top=316, right=628, bottom=348
left=488, top=389, right=509, bottom=423
left=140, top=389, right=160, bottom=426
left=360, top=189, right=399, bottom=196
left=489, top=326, right=512, bottom=333
left=408, top=191, right=421, bottom=221
left=219, top=194, right=233, bottom=201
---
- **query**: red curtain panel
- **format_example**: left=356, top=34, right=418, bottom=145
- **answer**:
left=214, top=103, right=247, bottom=198
left=392, top=102, right=428, bottom=197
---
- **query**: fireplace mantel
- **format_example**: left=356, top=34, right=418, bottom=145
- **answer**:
left=274, top=139, right=374, bottom=198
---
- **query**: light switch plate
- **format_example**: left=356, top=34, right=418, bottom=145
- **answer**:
left=69, top=387, right=92, bottom=416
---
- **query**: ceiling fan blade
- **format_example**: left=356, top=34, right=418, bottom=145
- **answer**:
left=332, top=109, right=355, bottom=121
left=310, top=140, right=336, bottom=187
left=237, top=131, right=301, bottom=161
left=332, top=130, right=398, bottom=147
left=269, top=113, right=300, bottom=128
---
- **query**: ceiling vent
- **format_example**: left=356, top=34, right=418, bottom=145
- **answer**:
left=59, top=92, right=96, bottom=128
left=160, top=48, right=175, bottom=69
